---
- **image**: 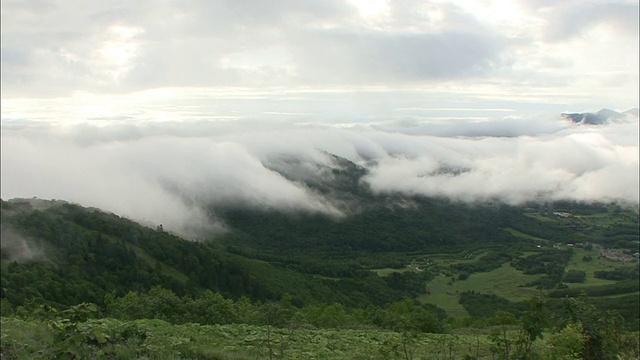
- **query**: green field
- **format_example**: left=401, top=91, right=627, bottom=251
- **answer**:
left=420, top=262, right=544, bottom=317
left=375, top=242, right=639, bottom=319
left=562, top=247, right=635, bottom=288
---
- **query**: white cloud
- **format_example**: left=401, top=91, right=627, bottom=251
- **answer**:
left=1, top=113, right=638, bottom=238
left=0, top=225, right=48, bottom=263
left=1, top=0, right=637, bottom=109
left=364, top=121, right=639, bottom=205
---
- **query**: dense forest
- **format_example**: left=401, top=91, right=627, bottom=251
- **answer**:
left=1, top=194, right=639, bottom=359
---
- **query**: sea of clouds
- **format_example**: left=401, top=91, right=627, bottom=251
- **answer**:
left=1, top=113, right=638, bottom=237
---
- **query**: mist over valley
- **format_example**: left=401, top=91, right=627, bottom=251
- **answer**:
left=2, top=109, right=638, bottom=237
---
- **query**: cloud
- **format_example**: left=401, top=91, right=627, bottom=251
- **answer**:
left=364, top=120, right=639, bottom=205
left=1, top=113, right=638, bottom=239
left=0, top=131, right=223, bottom=237
left=0, top=122, right=349, bottom=237
left=288, top=29, right=506, bottom=84
left=0, top=225, right=47, bottom=263
left=372, top=113, right=570, bottom=137
left=533, top=1, right=640, bottom=41
left=2, top=0, right=636, bottom=109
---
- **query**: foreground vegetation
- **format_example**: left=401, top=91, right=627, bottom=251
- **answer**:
left=1, top=193, right=638, bottom=359
left=0, top=316, right=502, bottom=359
left=2, top=294, right=638, bottom=359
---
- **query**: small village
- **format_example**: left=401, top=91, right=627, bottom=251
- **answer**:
left=598, top=247, right=640, bottom=263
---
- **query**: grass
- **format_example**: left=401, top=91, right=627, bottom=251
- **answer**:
left=503, top=228, right=550, bottom=244
left=383, top=242, right=637, bottom=319
left=572, top=209, right=640, bottom=227
left=0, top=317, right=499, bottom=360
left=561, top=247, right=635, bottom=288
left=418, top=245, right=638, bottom=319
left=420, top=262, right=544, bottom=318
left=523, top=213, right=555, bottom=222
left=6, top=316, right=635, bottom=360
left=0, top=318, right=53, bottom=359
left=373, top=251, right=494, bottom=277
left=373, top=267, right=412, bottom=276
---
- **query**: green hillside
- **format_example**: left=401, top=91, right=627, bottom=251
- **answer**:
left=0, top=198, right=432, bottom=310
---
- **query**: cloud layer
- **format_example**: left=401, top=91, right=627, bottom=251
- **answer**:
left=2, top=114, right=638, bottom=236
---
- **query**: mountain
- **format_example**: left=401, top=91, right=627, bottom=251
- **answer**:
left=260, top=150, right=372, bottom=209
left=0, top=198, right=431, bottom=309
left=561, top=108, right=639, bottom=125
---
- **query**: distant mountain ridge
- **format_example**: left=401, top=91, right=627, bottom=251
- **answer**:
left=561, top=108, right=639, bottom=125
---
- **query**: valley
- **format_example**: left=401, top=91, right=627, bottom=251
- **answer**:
left=1, top=193, right=638, bottom=359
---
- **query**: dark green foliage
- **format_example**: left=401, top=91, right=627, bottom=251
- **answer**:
left=366, top=299, right=447, bottom=334
left=558, top=297, right=632, bottom=360
left=553, top=201, right=609, bottom=215
left=300, top=303, right=361, bottom=328
left=511, top=250, right=573, bottom=289
left=451, top=252, right=512, bottom=274
left=215, top=198, right=533, bottom=264
left=589, top=294, right=640, bottom=331
left=594, top=265, right=639, bottom=280
left=382, top=271, right=431, bottom=295
left=1, top=201, right=271, bottom=309
left=546, top=283, right=640, bottom=330
left=101, top=286, right=450, bottom=334
left=548, top=279, right=639, bottom=298
left=562, top=269, right=586, bottom=283
left=511, top=250, right=573, bottom=275
left=105, top=287, right=258, bottom=326
left=2, top=200, right=430, bottom=310
left=458, top=291, right=527, bottom=318
left=515, top=296, right=549, bottom=359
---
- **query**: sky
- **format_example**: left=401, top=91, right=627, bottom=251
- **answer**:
left=1, top=0, right=639, bottom=236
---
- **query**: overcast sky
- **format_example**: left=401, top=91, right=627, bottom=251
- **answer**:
left=1, top=0, right=639, bottom=235
left=2, top=0, right=638, bottom=118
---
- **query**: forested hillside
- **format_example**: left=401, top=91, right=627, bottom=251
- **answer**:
left=1, top=198, right=439, bottom=310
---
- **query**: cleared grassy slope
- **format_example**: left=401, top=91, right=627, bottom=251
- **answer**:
left=420, top=262, right=544, bottom=317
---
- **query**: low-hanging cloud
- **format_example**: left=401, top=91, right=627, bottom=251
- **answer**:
left=1, top=113, right=638, bottom=238
left=0, top=225, right=48, bottom=263
left=364, top=120, right=639, bottom=204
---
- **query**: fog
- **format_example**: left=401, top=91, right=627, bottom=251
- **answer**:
left=1, top=112, right=638, bottom=237
left=0, top=225, right=48, bottom=263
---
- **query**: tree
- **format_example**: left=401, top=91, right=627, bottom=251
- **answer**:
left=234, top=296, right=260, bottom=325
left=259, top=301, right=294, bottom=360
left=545, top=322, right=586, bottom=360
left=515, top=296, right=549, bottom=359
left=489, top=311, right=517, bottom=360
left=186, top=290, right=235, bottom=325
left=559, top=297, right=630, bottom=360
left=562, top=270, right=586, bottom=283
